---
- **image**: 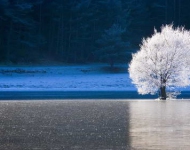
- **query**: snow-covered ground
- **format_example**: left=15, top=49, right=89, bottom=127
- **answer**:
left=0, top=64, right=189, bottom=92
left=0, top=64, right=137, bottom=91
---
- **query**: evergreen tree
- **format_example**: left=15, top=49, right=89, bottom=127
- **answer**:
left=96, top=24, right=129, bottom=68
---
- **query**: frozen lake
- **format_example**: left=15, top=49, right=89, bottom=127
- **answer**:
left=0, top=100, right=190, bottom=149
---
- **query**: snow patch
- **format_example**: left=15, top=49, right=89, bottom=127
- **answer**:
left=0, top=65, right=136, bottom=91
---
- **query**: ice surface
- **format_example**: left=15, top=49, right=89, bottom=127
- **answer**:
left=0, top=100, right=130, bottom=149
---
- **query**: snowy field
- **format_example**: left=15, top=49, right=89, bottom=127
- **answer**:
left=0, top=64, right=136, bottom=91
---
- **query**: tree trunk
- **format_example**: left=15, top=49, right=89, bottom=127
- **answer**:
left=160, top=86, right=166, bottom=100
left=6, top=21, right=13, bottom=62
left=165, top=0, right=168, bottom=24
left=110, top=59, right=114, bottom=69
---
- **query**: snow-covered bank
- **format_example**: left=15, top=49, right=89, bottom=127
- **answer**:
left=0, top=65, right=137, bottom=91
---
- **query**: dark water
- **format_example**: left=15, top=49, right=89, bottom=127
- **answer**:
left=0, top=100, right=189, bottom=150
left=0, top=91, right=158, bottom=99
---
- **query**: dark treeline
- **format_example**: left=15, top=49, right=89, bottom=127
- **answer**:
left=0, top=0, right=190, bottom=65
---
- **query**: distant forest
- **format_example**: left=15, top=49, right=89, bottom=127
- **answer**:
left=0, top=0, right=190, bottom=65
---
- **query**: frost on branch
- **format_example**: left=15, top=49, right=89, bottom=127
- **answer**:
left=166, top=91, right=181, bottom=100
left=129, top=24, right=190, bottom=100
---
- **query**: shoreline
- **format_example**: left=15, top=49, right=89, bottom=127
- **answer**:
left=0, top=91, right=156, bottom=100
left=1, top=90, right=190, bottom=100
left=0, top=91, right=189, bottom=100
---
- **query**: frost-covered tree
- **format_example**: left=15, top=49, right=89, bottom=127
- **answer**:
left=129, top=24, right=190, bottom=100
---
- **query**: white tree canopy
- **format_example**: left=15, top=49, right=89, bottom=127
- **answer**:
left=129, top=24, right=190, bottom=95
